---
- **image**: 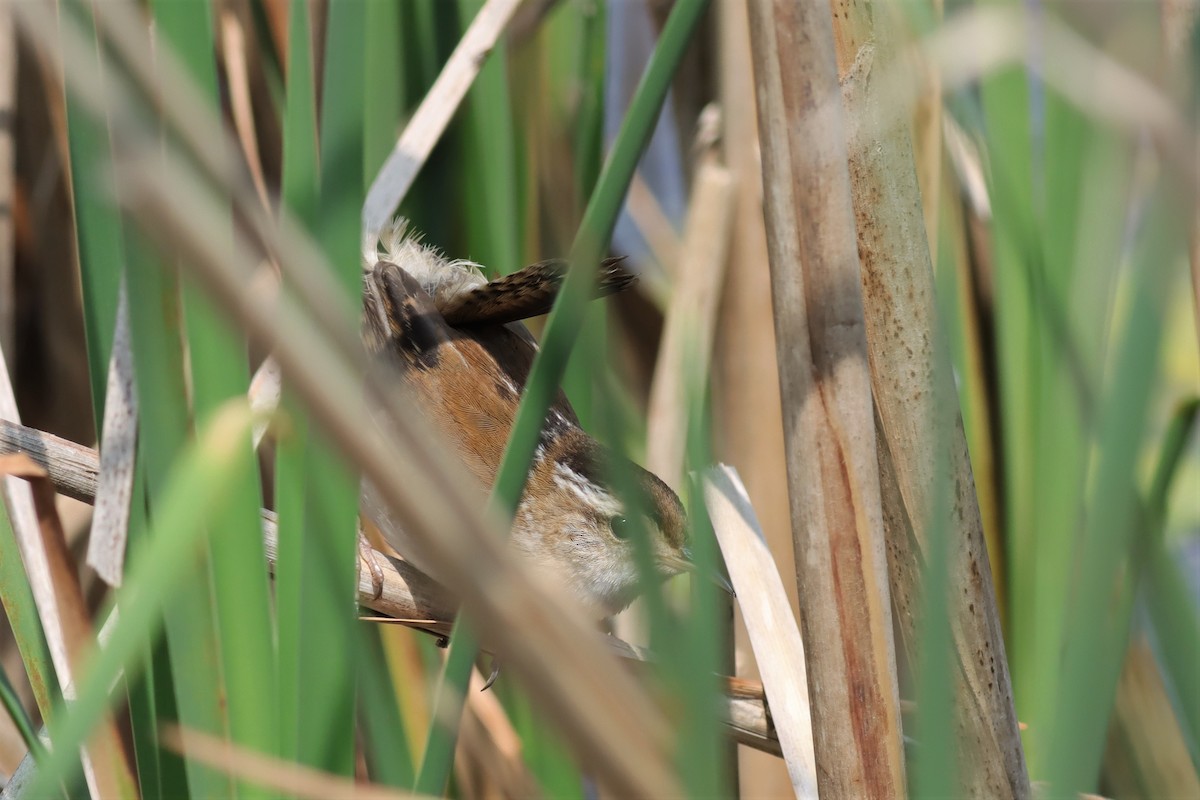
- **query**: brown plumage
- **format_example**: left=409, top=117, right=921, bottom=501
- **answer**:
left=360, top=224, right=690, bottom=617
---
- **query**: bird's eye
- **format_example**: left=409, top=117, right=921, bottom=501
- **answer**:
left=609, top=516, right=632, bottom=540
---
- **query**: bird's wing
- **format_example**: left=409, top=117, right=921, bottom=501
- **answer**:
left=362, top=261, right=455, bottom=372
left=439, top=257, right=636, bottom=327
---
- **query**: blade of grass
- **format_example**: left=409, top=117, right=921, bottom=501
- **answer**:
left=455, top=0, right=519, bottom=276
left=493, top=0, right=711, bottom=528
left=501, top=688, right=582, bottom=800
left=274, top=0, right=318, bottom=777
left=978, top=47, right=1041, bottom=762
left=24, top=403, right=258, bottom=797
left=122, top=476, right=188, bottom=800
left=358, top=625, right=415, bottom=788
left=1139, top=397, right=1200, bottom=759
left=59, top=5, right=188, bottom=795
left=908, top=418, right=958, bottom=798
left=571, top=1, right=606, bottom=206
left=361, top=0, right=524, bottom=241
left=60, top=1, right=127, bottom=429
left=1046, top=192, right=1181, bottom=794
left=394, top=0, right=459, bottom=250
left=1147, top=544, right=1200, bottom=762
left=677, top=358, right=731, bottom=798
left=0, top=663, right=43, bottom=765
left=0, top=483, right=57, bottom=726
left=127, top=230, right=232, bottom=800
left=286, top=0, right=367, bottom=779
left=153, top=0, right=279, bottom=770
left=84, top=1, right=235, bottom=790
left=364, top=0, right=404, bottom=178
left=1022, top=114, right=1128, bottom=788
left=413, top=2, right=710, bottom=794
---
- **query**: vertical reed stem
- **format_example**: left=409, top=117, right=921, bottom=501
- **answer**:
left=828, top=1, right=1031, bottom=795
left=745, top=0, right=906, bottom=795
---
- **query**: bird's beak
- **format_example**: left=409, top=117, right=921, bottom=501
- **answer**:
left=679, top=547, right=736, bottom=598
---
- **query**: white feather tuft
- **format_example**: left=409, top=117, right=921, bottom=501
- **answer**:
left=362, top=217, right=487, bottom=310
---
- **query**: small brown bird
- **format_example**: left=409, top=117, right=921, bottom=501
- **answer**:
left=358, top=221, right=693, bottom=619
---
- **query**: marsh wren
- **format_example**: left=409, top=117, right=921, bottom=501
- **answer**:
left=359, top=221, right=693, bottom=618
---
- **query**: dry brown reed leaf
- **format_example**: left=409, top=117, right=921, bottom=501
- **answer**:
left=248, top=357, right=281, bottom=450
left=704, top=465, right=817, bottom=799
left=219, top=7, right=272, bottom=216
left=938, top=123, right=1006, bottom=612
left=746, top=0, right=907, bottom=795
left=0, top=455, right=132, bottom=798
left=454, top=668, right=542, bottom=800
left=713, top=4, right=796, bottom=794
left=258, top=0, right=290, bottom=74
left=645, top=137, right=733, bottom=491
left=0, top=418, right=787, bottom=759
left=625, top=171, right=682, bottom=282
left=161, top=724, right=427, bottom=800
left=0, top=341, right=133, bottom=798
left=361, top=0, right=525, bottom=240
left=1102, top=638, right=1200, bottom=798
left=907, top=4, right=943, bottom=272
left=86, top=280, right=137, bottom=587
left=831, top=2, right=1029, bottom=795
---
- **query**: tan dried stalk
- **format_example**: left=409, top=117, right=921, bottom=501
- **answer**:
left=86, top=281, right=137, bottom=587
left=1102, top=638, right=1200, bottom=798
left=829, top=1, right=1030, bottom=796
left=745, top=0, right=907, bottom=796
left=0, top=455, right=133, bottom=798
left=645, top=132, right=733, bottom=489
left=161, top=726, right=423, bottom=800
left=705, top=465, right=817, bottom=798
left=714, top=3, right=797, bottom=794
left=0, top=335, right=134, bottom=797
left=454, top=669, right=543, bottom=800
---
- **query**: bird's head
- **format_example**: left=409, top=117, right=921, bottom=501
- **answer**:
left=516, top=428, right=693, bottom=617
